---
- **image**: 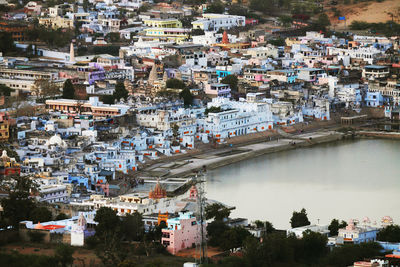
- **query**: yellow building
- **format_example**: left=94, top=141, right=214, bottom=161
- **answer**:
left=144, top=28, right=190, bottom=43
left=142, top=18, right=182, bottom=28
left=0, top=112, right=10, bottom=141
left=39, top=16, right=74, bottom=29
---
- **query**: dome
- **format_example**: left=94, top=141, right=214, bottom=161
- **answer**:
left=46, top=134, right=67, bottom=148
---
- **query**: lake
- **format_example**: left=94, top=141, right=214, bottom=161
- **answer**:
left=206, top=139, right=400, bottom=229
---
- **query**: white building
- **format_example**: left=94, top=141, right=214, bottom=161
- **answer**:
left=201, top=97, right=273, bottom=141
left=192, top=14, right=245, bottom=31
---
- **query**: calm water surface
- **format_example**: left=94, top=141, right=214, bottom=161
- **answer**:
left=206, top=139, right=400, bottom=229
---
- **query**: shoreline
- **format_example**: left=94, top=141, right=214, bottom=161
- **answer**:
left=164, top=130, right=348, bottom=178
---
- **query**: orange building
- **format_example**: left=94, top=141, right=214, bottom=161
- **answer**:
left=0, top=21, right=29, bottom=42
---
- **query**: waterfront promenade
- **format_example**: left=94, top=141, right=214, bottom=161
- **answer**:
left=149, top=130, right=344, bottom=177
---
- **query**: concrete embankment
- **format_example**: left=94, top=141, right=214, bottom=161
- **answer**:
left=168, top=131, right=346, bottom=177
left=357, top=130, right=400, bottom=139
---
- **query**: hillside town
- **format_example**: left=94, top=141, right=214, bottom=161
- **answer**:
left=1, top=0, right=400, bottom=266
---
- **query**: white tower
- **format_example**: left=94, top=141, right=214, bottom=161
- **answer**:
left=69, top=42, right=75, bottom=64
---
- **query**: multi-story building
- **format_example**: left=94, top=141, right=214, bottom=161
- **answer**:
left=0, top=112, right=10, bottom=141
left=338, top=220, right=378, bottom=244
left=192, top=14, right=245, bottom=31
left=0, top=21, right=29, bottom=41
left=202, top=97, right=273, bottom=140
left=204, top=83, right=231, bottom=98
left=37, top=184, right=69, bottom=203
left=268, top=69, right=297, bottom=84
left=45, top=97, right=130, bottom=118
left=161, top=212, right=205, bottom=255
left=142, top=18, right=182, bottom=28
left=143, top=28, right=190, bottom=43
left=362, top=65, right=390, bottom=80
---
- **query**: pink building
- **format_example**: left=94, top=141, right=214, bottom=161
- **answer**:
left=161, top=212, right=206, bottom=255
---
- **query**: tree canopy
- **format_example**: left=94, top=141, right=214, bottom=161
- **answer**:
left=205, top=203, right=231, bottom=221
left=179, top=88, right=193, bottom=107
left=290, top=208, right=311, bottom=228
left=221, top=75, right=239, bottom=92
left=113, top=81, right=129, bottom=102
left=166, top=78, right=186, bottom=89
left=62, top=79, right=75, bottom=99
left=328, top=219, right=347, bottom=236
left=377, top=225, right=400, bottom=243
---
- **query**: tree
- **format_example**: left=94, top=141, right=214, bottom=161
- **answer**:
left=207, top=220, right=230, bottom=247
left=94, top=207, right=124, bottom=266
left=221, top=75, right=238, bottom=92
left=113, top=81, right=128, bottom=102
left=328, top=219, right=347, bottom=236
left=205, top=203, right=231, bottom=221
left=121, top=212, right=144, bottom=242
left=220, top=227, right=252, bottom=251
left=191, top=28, right=205, bottom=36
left=206, top=0, right=224, bottom=13
left=62, top=79, right=75, bottom=99
left=33, top=78, right=59, bottom=100
left=166, top=78, right=185, bottom=89
left=30, top=207, right=52, bottom=224
left=314, top=13, right=331, bottom=31
left=179, top=88, right=193, bottom=107
left=54, top=244, right=75, bottom=267
left=377, top=225, right=400, bottom=242
left=0, top=176, right=37, bottom=228
left=290, top=208, right=310, bottom=228
left=0, top=32, right=16, bottom=55
left=0, top=84, right=13, bottom=96
left=254, top=220, right=275, bottom=235
left=301, top=230, right=328, bottom=263
left=278, top=15, right=293, bottom=28
left=250, top=0, right=276, bottom=15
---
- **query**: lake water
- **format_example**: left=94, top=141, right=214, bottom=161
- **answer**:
left=206, top=139, right=400, bottom=229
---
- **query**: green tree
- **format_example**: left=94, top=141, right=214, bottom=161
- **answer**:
left=205, top=203, right=231, bottom=221
left=30, top=207, right=53, bottom=224
left=254, top=220, right=275, bottom=235
left=62, top=79, right=75, bottom=99
left=0, top=84, right=13, bottom=96
left=328, top=219, right=347, bottom=236
left=206, top=220, right=230, bottom=247
left=191, top=28, right=205, bottom=36
left=166, top=78, right=185, bottom=89
left=0, top=32, right=16, bottom=55
left=94, top=207, right=124, bottom=266
left=290, top=208, right=310, bottom=228
left=0, top=176, right=37, bottom=228
left=121, top=212, right=144, bottom=242
left=179, top=88, right=193, bottom=107
left=278, top=15, right=293, bottom=28
left=113, top=81, right=128, bottom=101
left=54, top=244, right=75, bottom=267
left=314, top=13, right=331, bottom=31
left=301, top=230, right=328, bottom=263
left=221, top=75, right=238, bottom=92
left=324, top=242, right=383, bottom=266
left=220, top=227, right=252, bottom=251
left=206, top=0, right=224, bottom=13
left=377, top=225, right=400, bottom=242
